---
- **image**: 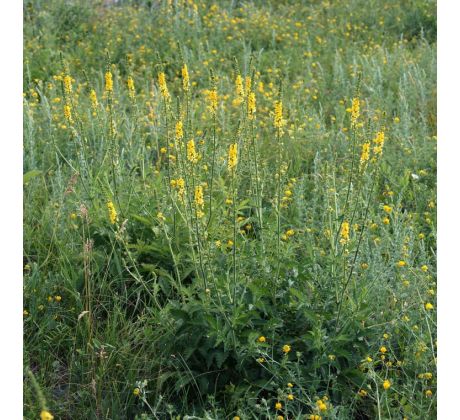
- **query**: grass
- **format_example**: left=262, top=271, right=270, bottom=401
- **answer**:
left=23, top=0, right=436, bottom=418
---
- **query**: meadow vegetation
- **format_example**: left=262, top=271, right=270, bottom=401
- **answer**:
left=23, top=0, right=436, bottom=418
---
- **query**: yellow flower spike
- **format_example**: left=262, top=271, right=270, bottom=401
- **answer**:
left=373, top=131, right=385, bottom=156
left=181, top=64, right=190, bottom=92
left=228, top=143, right=238, bottom=171
left=360, top=142, right=370, bottom=166
left=107, top=201, right=117, bottom=225
left=63, top=104, right=72, bottom=122
left=350, top=97, right=360, bottom=126
left=340, top=221, right=350, bottom=245
left=248, top=91, right=256, bottom=120
left=187, top=139, right=199, bottom=163
left=274, top=100, right=285, bottom=128
left=245, top=76, right=251, bottom=94
left=194, top=185, right=204, bottom=209
left=158, top=72, right=170, bottom=101
left=235, top=74, right=244, bottom=99
left=127, top=76, right=135, bottom=99
left=207, top=88, right=218, bottom=115
left=63, top=74, right=73, bottom=95
left=105, top=71, right=113, bottom=93
left=175, top=120, right=184, bottom=140
left=383, top=379, right=391, bottom=390
left=90, top=89, right=98, bottom=110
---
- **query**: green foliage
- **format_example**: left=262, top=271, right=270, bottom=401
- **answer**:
left=23, top=0, right=436, bottom=418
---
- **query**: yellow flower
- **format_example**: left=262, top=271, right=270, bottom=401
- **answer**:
left=380, top=346, right=387, bottom=353
left=358, top=389, right=367, bottom=397
left=257, top=357, right=265, bottom=363
left=63, top=104, right=72, bottom=122
left=54, top=295, right=62, bottom=302
left=274, top=100, right=285, bottom=128
left=309, top=416, right=321, bottom=420
left=160, top=147, right=167, bottom=154
left=181, top=64, right=190, bottom=92
left=277, top=416, right=284, bottom=420
left=282, top=344, right=291, bottom=354
left=127, top=76, right=135, bottom=99
left=194, top=185, right=204, bottom=209
left=373, top=131, right=385, bottom=156
left=207, top=88, right=218, bottom=115
left=187, top=139, right=199, bottom=163
left=316, top=400, right=327, bottom=411
left=350, top=97, right=360, bottom=126
left=383, top=205, right=392, bottom=213
left=133, top=387, right=140, bottom=396
left=233, top=417, right=240, bottom=420
left=105, top=71, right=113, bottom=93
left=425, top=302, right=434, bottom=310
left=235, top=74, right=244, bottom=99
left=107, top=201, right=117, bottom=224
left=287, top=394, right=294, bottom=401
left=228, top=143, right=238, bottom=171
left=245, top=76, right=252, bottom=94
left=157, top=212, right=166, bottom=222
left=421, top=265, right=428, bottom=272
left=425, top=389, right=433, bottom=397
left=248, top=91, right=256, bottom=120
left=360, top=142, right=370, bottom=166
left=340, top=221, right=350, bottom=245
left=383, top=379, right=391, bottom=390
left=23, top=309, right=29, bottom=316
left=257, top=336, right=266, bottom=343
left=63, top=74, right=72, bottom=95
left=383, top=217, right=390, bottom=225
left=396, top=260, right=406, bottom=267
left=287, top=382, right=293, bottom=388
left=158, top=72, right=170, bottom=101
left=275, top=402, right=282, bottom=410
left=394, top=116, right=400, bottom=123
left=366, top=356, right=373, bottom=363
left=90, top=89, right=98, bottom=110
left=175, top=120, right=184, bottom=140
left=40, top=410, right=54, bottom=420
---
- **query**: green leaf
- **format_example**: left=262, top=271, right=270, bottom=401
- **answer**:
left=23, top=170, right=42, bottom=184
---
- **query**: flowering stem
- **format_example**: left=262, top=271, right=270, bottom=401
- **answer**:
left=335, top=168, right=377, bottom=330
left=232, top=169, right=237, bottom=304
